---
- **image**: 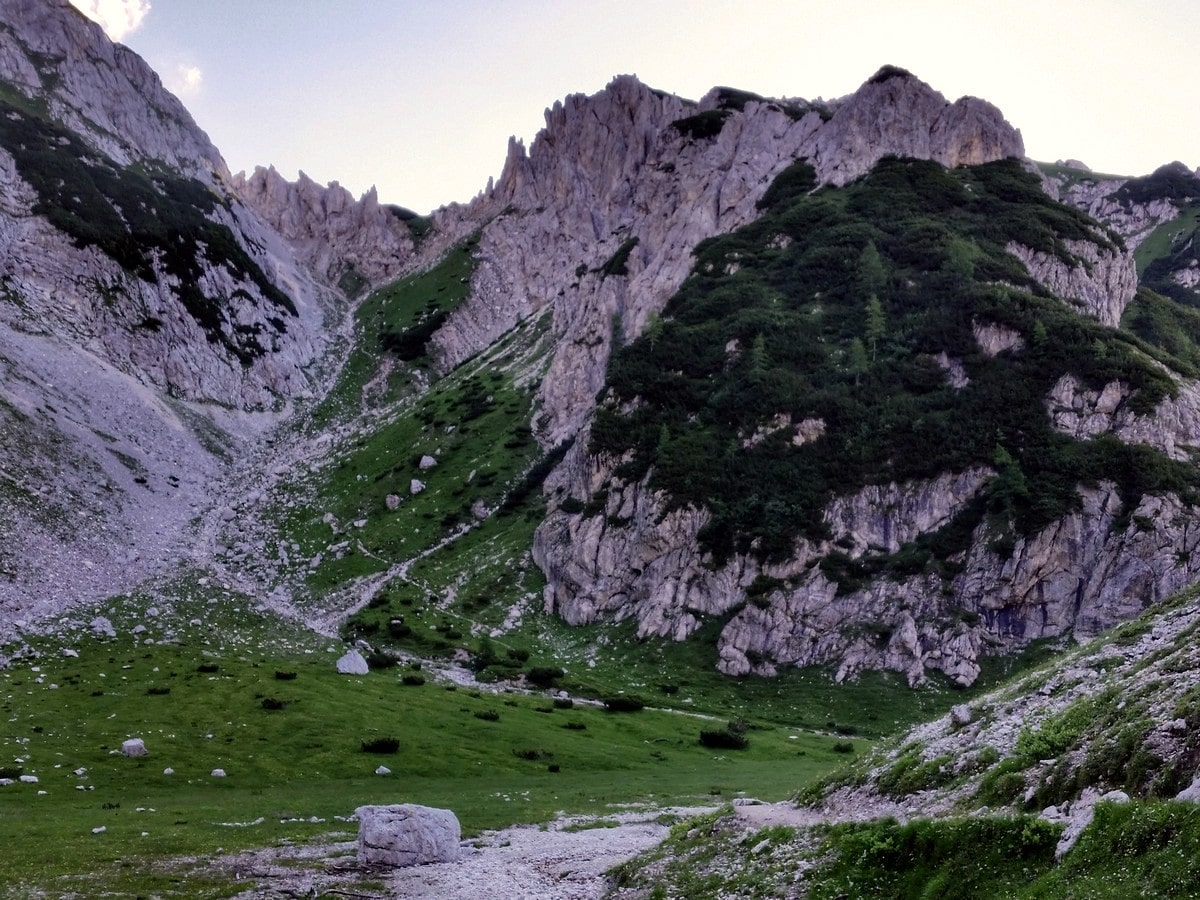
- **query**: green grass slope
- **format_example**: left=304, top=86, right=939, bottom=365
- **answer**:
left=0, top=583, right=849, bottom=896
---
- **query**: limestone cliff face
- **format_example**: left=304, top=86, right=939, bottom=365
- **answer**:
left=232, top=166, right=416, bottom=289
left=0, top=1, right=331, bottom=625
left=0, top=0, right=226, bottom=181
left=428, top=76, right=823, bottom=444
left=422, top=69, right=1022, bottom=445
left=1007, top=239, right=1137, bottom=328
left=1047, top=375, right=1200, bottom=461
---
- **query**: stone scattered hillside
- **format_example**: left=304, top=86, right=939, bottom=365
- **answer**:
left=0, top=0, right=358, bottom=632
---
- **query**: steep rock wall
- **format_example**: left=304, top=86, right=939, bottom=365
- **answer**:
left=232, top=166, right=416, bottom=289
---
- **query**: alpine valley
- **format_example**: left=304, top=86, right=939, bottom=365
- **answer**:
left=4, top=1, right=1200, bottom=897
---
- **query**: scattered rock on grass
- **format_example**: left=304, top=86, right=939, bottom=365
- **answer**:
left=337, top=649, right=369, bottom=675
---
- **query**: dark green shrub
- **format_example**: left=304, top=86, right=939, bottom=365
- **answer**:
left=0, top=766, right=23, bottom=780
left=833, top=740, right=855, bottom=754
left=366, top=651, right=396, bottom=670
left=261, top=698, right=287, bottom=711
left=660, top=684, right=680, bottom=695
left=146, top=687, right=170, bottom=696
left=553, top=697, right=574, bottom=709
left=361, top=737, right=400, bottom=754
left=526, top=666, right=565, bottom=687
left=700, top=728, right=750, bottom=750
left=401, top=674, right=426, bottom=686
left=474, top=710, right=500, bottom=721
left=512, top=748, right=554, bottom=761
left=563, top=722, right=587, bottom=731
left=604, top=696, right=646, bottom=712
left=274, top=671, right=297, bottom=681
left=671, top=110, right=731, bottom=140
left=599, top=237, right=641, bottom=279
left=506, top=648, right=531, bottom=663
left=548, top=763, right=561, bottom=773
left=388, top=620, right=411, bottom=638
left=197, top=663, right=219, bottom=674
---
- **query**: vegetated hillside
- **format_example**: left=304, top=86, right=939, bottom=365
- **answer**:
left=591, top=157, right=1175, bottom=560
left=536, top=149, right=1200, bottom=687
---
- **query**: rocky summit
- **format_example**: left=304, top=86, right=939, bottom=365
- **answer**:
left=6, top=2, right=1200, bottom=896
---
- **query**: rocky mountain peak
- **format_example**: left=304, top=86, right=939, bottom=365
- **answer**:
left=488, top=74, right=686, bottom=214
left=232, top=165, right=416, bottom=288
left=812, top=66, right=1024, bottom=185
left=0, top=0, right=227, bottom=181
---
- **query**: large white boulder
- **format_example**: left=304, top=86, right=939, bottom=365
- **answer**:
left=121, top=738, right=147, bottom=757
left=355, top=804, right=460, bottom=867
left=336, top=649, right=369, bottom=676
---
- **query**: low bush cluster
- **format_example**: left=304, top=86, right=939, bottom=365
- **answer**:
left=361, top=737, right=400, bottom=754
left=604, top=696, right=646, bottom=712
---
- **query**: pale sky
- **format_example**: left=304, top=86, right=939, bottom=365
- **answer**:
left=72, top=0, right=1199, bottom=214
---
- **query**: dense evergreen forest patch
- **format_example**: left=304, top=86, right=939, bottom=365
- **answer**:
left=592, top=158, right=1196, bottom=564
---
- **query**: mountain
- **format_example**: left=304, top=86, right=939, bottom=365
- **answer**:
left=257, top=66, right=1200, bottom=693
left=9, top=4, right=1200, bottom=892
left=5, top=4, right=1200, bottom=700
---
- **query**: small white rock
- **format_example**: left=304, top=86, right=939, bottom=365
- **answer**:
left=92, top=826, right=106, bottom=835
left=211, top=769, right=226, bottom=778
left=375, top=766, right=392, bottom=776
left=163, top=768, right=174, bottom=775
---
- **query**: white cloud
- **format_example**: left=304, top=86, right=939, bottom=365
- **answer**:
left=169, top=64, right=203, bottom=97
left=69, top=0, right=151, bottom=43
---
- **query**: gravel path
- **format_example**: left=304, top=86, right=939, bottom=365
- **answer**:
left=384, top=816, right=681, bottom=899
left=211, top=807, right=714, bottom=899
